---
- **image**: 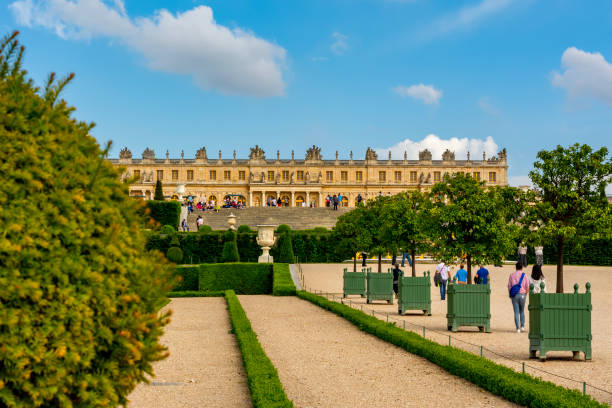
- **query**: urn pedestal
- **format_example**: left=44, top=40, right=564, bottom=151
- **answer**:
left=256, top=223, right=277, bottom=263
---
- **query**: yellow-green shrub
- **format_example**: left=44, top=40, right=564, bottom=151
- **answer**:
left=0, top=32, right=172, bottom=407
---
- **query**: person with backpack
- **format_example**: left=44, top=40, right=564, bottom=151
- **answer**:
left=508, top=262, right=530, bottom=333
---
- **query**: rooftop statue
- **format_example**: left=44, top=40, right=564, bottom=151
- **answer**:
left=306, top=145, right=322, bottom=161
left=365, top=147, right=378, bottom=161
left=419, top=149, right=432, bottom=161
left=249, top=145, right=266, bottom=161
left=442, top=149, right=455, bottom=161
left=142, top=147, right=155, bottom=160
left=119, top=147, right=132, bottom=159
left=195, top=147, right=208, bottom=160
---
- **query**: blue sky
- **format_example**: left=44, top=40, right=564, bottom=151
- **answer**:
left=3, top=0, right=612, bottom=189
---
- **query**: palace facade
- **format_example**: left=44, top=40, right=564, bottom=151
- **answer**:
left=109, top=145, right=508, bottom=207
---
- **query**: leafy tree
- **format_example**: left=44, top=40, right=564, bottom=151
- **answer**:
left=430, top=173, right=519, bottom=283
left=334, top=204, right=378, bottom=271
left=277, top=232, right=295, bottom=263
left=528, top=143, right=612, bottom=292
left=378, top=191, right=432, bottom=276
left=0, top=32, right=171, bottom=407
left=154, top=179, right=164, bottom=200
left=221, top=229, right=240, bottom=262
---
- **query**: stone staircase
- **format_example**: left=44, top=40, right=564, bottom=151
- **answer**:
left=185, top=207, right=351, bottom=231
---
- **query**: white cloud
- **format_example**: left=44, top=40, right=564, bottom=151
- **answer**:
left=478, top=96, right=500, bottom=115
left=9, top=0, right=287, bottom=97
left=330, top=31, right=348, bottom=55
left=375, top=134, right=499, bottom=160
left=551, top=47, right=612, bottom=106
left=394, top=84, right=442, bottom=105
left=508, top=175, right=532, bottom=188
left=426, top=0, right=513, bottom=37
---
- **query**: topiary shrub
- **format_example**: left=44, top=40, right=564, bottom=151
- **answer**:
left=154, top=179, right=164, bottom=200
left=0, top=32, right=171, bottom=407
left=160, top=224, right=175, bottom=235
left=237, top=224, right=252, bottom=233
left=222, top=230, right=240, bottom=262
left=166, top=246, right=184, bottom=263
left=277, top=232, right=295, bottom=263
left=169, top=235, right=180, bottom=247
left=198, top=224, right=213, bottom=233
left=276, top=224, right=291, bottom=234
left=145, top=200, right=180, bottom=229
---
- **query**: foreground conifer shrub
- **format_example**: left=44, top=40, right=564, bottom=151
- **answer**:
left=0, top=32, right=172, bottom=407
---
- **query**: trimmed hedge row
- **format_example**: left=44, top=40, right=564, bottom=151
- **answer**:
left=147, top=231, right=351, bottom=263
left=297, top=291, right=605, bottom=408
left=146, top=201, right=181, bottom=229
left=167, top=290, right=225, bottom=297
left=225, top=290, right=294, bottom=408
left=199, top=263, right=272, bottom=294
left=272, top=264, right=297, bottom=296
left=172, top=266, right=199, bottom=291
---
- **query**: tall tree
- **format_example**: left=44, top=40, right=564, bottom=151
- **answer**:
left=154, top=179, right=164, bottom=200
left=378, top=191, right=432, bottom=276
left=528, top=143, right=612, bottom=293
left=430, top=173, right=519, bottom=283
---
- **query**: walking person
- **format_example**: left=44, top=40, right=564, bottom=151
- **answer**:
left=475, top=264, right=489, bottom=284
left=400, top=249, right=412, bottom=268
left=196, top=215, right=203, bottom=231
left=455, top=263, right=468, bottom=284
left=534, top=246, right=544, bottom=266
left=332, top=194, right=339, bottom=210
left=517, top=243, right=528, bottom=268
left=436, top=261, right=450, bottom=300
left=508, top=262, right=530, bottom=333
left=392, top=263, right=401, bottom=300
left=530, top=264, right=546, bottom=293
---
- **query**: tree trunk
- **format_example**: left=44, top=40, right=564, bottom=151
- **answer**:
left=411, top=248, right=416, bottom=277
left=353, top=255, right=356, bottom=272
left=378, top=254, right=382, bottom=273
left=556, top=237, right=565, bottom=293
left=467, top=254, right=472, bottom=284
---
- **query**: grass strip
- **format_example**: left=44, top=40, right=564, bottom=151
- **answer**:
left=297, top=290, right=606, bottom=408
left=167, top=290, right=225, bottom=297
left=225, top=290, right=294, bottom=408
left=272, top=264, right=297, bottom=296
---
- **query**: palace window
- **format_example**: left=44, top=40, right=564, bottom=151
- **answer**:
left=355, top=171, right=363, bottom=182
left=133, top=170, right=140, bottom=180
left=410, top=171, right=417, bottom=182
left=187, top=170, right=194, bottom=181
left=282, top=170, right=290, bottom=181
left=473, top=171, right=480, bottom=181
left=489, top=172, right=497, bottom=183
left=379, top=171, right=386, bottom=182
left=172, top=170, right=179, bottom=180
left=341, top=171, right=348, bottom=181
left=239, top=170, right=246, bottom=180
left=326, top=171, right=333, bottom=182
left=156, top=170, right=163, bottom=180
left=224, top=170, right=231, bottom=180
left=394, top=171, right=401, bottom=182
left=209, top=170, right=216, bottom=180
left=297, top=170, right=304, bottom=181
left=434, top=171, right=441, bottom=182
left=267, top=171, right=275, bottom=181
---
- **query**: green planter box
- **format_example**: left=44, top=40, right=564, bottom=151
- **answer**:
left=398, top=271, right=432, bottom=315
left=528, top=282, right=592, bottom=361
left=343, top=268, right=366, bottom=298
left=366, top=271, right=393, bottom=304
left=446, top=280, right=491, bottom=332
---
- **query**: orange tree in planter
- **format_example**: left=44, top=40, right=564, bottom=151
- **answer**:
left=0, top=32, right=172, bottom=407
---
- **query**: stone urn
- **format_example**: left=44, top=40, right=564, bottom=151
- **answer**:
left=256, top=222, right=277, bottom=263
left=227, top=213, right=237, bottom=230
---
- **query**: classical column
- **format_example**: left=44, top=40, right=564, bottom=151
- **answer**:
left=291, top=191, right=295, bottom=207
left=261, top=191, right=266, bottom=206
left=306, top=191, right=310, bottom=207
left=249, top=191, right=253, bottom=207
left=318, top=192, right=323, bottom=208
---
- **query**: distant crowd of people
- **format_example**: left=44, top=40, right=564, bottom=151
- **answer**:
left=185, top=197, right=245, bottom=214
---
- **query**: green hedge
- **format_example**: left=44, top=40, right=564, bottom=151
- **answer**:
left=225, top=290, right=294, bottom=407
left=172, top=266, right=200, bottom=291
left=272, top=264, right=297, bottom=296
left=167, top=290, right=225, bottom=297
left=146, top=231, right=352, bottom=264
left=297, top=291, right=604, bottom=408
left=146, top=201, right=181, bottom=229
left=199, top=263, right=272, bottom=294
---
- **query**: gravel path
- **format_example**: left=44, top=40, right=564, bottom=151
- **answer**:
left=239, top=295, right=516, bottom=408
left=128, top=298, right=251, bottom=408
left=301, top=263, right=612, bottom=405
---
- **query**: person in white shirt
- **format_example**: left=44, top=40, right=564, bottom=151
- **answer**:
left=534, top=246, right=544, bottom=266
left=436, top=261, right=450, bottom=300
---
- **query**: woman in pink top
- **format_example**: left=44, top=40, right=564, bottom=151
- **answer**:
left=507, top=262, right=530, bottom=332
